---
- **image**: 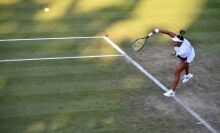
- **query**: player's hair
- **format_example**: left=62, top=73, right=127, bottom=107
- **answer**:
left=179, top=29, right=186, bottom=36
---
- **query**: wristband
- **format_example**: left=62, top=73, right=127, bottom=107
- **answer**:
left=155, top=29, right=159, bottom=33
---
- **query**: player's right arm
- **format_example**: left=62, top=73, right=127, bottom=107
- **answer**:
left=153, top=29, right=177, bottom=38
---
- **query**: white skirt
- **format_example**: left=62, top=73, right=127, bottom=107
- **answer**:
left=186, top=46, right=195, bottom=63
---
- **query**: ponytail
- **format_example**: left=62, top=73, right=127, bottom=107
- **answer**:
left=179, top=29, right=186, bottom=36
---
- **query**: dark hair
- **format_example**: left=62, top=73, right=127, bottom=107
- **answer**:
left=179, top=29, right=186, bottom=35
left=176, top=29, right=186, bottom=41
left=176, top=35, right=184, bottom=41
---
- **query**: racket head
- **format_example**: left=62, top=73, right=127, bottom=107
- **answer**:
left=132, top=37, right=148, bottom=52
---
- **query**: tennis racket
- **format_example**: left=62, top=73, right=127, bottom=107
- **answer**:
left=132, top=32, right=154, bottom=52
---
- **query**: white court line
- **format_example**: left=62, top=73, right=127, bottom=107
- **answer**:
left=0, top=36, right=103, bottom=42
left=103, top=36, right=218, bottom=133
left=0, top=55, right=122, bottom=63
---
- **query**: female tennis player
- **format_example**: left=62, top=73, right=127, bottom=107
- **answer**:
left=153, top=29, right=195, bottom=97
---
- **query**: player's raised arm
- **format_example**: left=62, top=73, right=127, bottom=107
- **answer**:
left=153, top=29, right=177, bottom=38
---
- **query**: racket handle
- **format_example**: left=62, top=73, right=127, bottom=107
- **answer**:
left=148, top=32, right=154, bottom=37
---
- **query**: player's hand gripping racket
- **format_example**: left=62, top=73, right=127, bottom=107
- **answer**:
left=132, top=32, right=154, bottom=52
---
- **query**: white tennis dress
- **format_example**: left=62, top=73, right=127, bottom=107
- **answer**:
left=174, top=39, right=195, bottom=63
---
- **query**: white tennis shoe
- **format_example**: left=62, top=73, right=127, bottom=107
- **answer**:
left=182, top=73, right=193, bottom=83
left=163, top=89, right=175, bottom=97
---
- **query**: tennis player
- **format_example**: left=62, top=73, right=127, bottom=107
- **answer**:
left=153, top=29, right=195, bottom=97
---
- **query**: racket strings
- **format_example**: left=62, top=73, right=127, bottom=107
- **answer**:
left=132, top=38, right=146, bottom=51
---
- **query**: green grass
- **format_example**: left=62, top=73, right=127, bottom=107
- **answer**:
left=0, top=39, right=210, bottom=133
left=0, top=39, right=118, bottom=59
left=0, top=56, right=207, bottom=133
left=0, top=57, right=134, bottom=132
left=0, top=0, right=220, bottom=133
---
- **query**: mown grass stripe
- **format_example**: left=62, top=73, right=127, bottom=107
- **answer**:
left=0, top=100, right=121, bottom=118
left=0, top=107, right=124, bottom=132
left=1, top=66, right=120, bottom=77
left=0, top=89, right=122, bottom=104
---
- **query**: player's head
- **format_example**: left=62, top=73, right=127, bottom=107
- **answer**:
left=172, top=30, right=185, bottom=46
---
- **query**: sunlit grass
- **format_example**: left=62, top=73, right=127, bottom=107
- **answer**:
left=24, top=121, right=45, bottom=133
left=50, top=113, right=71, bottom=130
left=102, top=0, right=206, bottom=42
left=1, top=0, right=206, bottom=44
left=0, top=0, right=20, bottom=5
left=73, top=0, right=125, bottom=13
left=79, top=41, right=117, bottom=57
left=34, top=0, right=75, bottom=21
left=33, top=0, right=52, bottom=4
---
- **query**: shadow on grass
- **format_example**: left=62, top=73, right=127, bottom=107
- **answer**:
left=0, top=0, right=143, bottom=133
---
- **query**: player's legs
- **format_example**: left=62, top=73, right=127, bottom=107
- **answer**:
left=185, top=63, right=189, bottom=75
left=172, top=61, right=188, bottom=91
left=182, top=47, right=195, bottom=83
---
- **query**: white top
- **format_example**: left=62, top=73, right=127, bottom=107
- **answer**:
left=174, top=39, right=192, bottom=58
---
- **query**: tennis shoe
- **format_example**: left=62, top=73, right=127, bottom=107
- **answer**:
left=182, top=73, right=193, bottom=83
left=163, top=89, right=175, bottom=97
